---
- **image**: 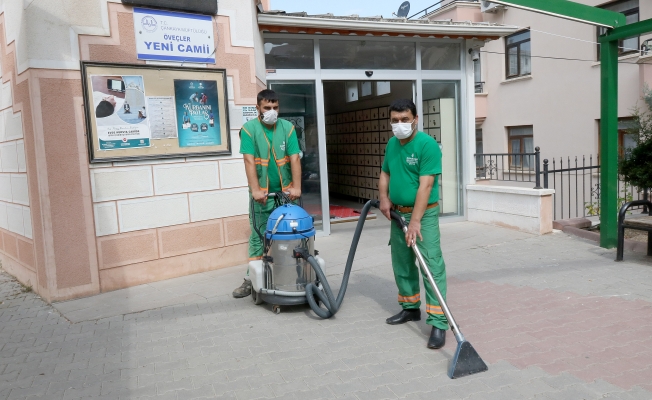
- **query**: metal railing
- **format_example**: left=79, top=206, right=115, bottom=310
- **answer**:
left=475, top=148, right=650, bottom=221
left=541, top=155, right=650, bottom=220
left=475, top=147, right=542, bottom=188
left=408, top=0, right=478, bottom=19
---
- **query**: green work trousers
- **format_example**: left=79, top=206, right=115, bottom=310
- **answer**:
left=246, top=197, right=276, bottom=278
left=390, top=206, right=448, bottom=330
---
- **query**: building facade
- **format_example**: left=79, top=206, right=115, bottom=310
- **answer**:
left=428, top=0, right=652, bottom=168
left=0, top=0, right=270, bottom=302
left=0, top=0, right=520, bottom=302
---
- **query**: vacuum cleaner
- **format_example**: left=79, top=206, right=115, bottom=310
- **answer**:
left=248, top=193, right=487, bottom=379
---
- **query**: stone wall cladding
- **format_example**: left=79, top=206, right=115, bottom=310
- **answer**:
left=0, top=1, right=259, bottom=298
left=0, top=18, right=35, bottom=292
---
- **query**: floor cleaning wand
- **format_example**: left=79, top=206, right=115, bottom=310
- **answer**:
left=389, top=210, right=488, bottom=379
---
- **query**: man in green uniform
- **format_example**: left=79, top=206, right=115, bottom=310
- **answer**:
left=232, top=89, right=302, bottom=298
left=379, top=99, right=448, bottom=349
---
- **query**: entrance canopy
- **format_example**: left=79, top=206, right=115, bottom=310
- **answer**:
left=258, top=11, right=519, bottom=40
left=257, top=10, right=519, bottom=235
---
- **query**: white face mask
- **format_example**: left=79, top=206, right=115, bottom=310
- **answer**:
left=261, top=109, right=278, bottom=125
left=391, top=121, right=416, bottom=140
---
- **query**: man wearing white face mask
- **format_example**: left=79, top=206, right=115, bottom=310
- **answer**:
left=233, top=89, right=302, bottom=298
left=379, top=99, right=449, bottom=350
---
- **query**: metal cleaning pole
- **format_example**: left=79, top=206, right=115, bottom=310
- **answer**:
left=403, top=225, right=464, bottom=343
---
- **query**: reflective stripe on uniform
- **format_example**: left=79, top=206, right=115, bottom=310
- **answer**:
left=426, top=304, right=444, bottom=315
left=254, top=158, right=270, bottom=166
left=275, top=156, right=290, bottom=166
left=398, top=293, right=421, bottom=303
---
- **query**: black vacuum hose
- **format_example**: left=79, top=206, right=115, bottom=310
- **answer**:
left=296, top=199, right=405, bottom=319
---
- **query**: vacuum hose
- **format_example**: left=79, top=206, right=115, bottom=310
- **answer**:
left=295, top=199, right=381, bottom=319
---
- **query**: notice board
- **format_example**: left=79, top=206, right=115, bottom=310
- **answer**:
left=81, top=62, right=231, bottom=163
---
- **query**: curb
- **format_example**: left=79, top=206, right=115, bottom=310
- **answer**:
left=560, top=224, right=649, bottom=254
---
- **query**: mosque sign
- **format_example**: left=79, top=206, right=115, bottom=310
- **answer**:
left=133, top=7, right=215, bottom=64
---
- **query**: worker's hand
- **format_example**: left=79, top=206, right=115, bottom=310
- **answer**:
left=288, top=187, right=301, bottom=201
left=252, top=189, right=267, bottom=204
left=405, top=220, right=423, bottom=247
left=380, top=197, right=393, bottom=220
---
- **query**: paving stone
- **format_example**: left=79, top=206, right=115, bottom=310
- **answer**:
left=175, top=384, right=216, bottom=400
left=355, top=385, right=398, bottom=400
left=2, top=222, right=652, bottom=400
left=62, top=383, right=102, bottom=400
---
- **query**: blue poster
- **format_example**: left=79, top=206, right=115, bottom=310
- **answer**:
left=174, top=80, right=221, bottom=147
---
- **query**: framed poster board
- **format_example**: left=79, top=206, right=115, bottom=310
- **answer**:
left=81, top=62, right=231, bottom=163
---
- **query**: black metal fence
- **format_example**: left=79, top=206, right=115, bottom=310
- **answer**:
left=475, top=149, right=650, bottom=221
left=541, top=156, right=649, bottom=220
left=475, top=147, right=542, bottom=188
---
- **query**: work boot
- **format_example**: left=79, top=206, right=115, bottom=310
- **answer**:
left=386, top=309, right=421, bottom=325
left=427, top=327, right=446, bottom=349
left=232, top=279, right=252, bottom=298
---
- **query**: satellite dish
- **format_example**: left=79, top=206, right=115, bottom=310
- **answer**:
left=397, top=1, right=410, bottom=18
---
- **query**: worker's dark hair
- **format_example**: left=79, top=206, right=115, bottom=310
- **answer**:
left=95, top=100, right=115, bottom=118
left=389, top=99, right=417, bottom=118
left=257, top=89, right=279, bottom=105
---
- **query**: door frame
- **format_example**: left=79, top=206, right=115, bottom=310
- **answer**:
left=265, top=34, right=472, bottom=235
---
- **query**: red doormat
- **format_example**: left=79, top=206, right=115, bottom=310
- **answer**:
left=303, top=204, right=377, bottom=222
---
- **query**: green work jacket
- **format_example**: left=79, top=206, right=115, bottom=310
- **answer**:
left=241, top=118, right=296, bottom=192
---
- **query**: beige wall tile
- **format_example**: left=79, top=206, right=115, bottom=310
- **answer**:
left=118, top=194, right=190, bottom=233
left=158, top=220, right=224, bottom=258
left=0, top=142, right=18, bottom=173
left=94, top=202, right=119, bottom=237
left=223, top=215, right=250, bottom=246
left=0, top=202, right=7, bottom=230
left=0, top=82, right=11, bottom=111
left=189, top=188, right=248, bottom=222
left=153, top=161, right=220, bottom=195
left=4, top=110, right=23, bottom=141
left=97, top=230, right=159, bottom=270
left=219, top=160, right=247, bottom=189
left=6, top=203, right=24, bottom=236
left=10, top=174, right=28, bottom=206
left=16, top=140, right=25, bottom=172
left=0, top=174, right=11, bottom=202
left=91, top=166, right=154, bottom=202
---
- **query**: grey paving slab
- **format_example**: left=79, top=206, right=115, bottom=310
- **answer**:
left=2, top=221, right=652, bottom=400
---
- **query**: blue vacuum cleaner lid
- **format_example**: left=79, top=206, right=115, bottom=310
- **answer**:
left=265, top=204, right=316, bottom=240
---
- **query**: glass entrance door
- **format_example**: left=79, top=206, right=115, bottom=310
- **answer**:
left=421, top=81, right=462, bottom=216
left=268, top=81, right=324, bottom=229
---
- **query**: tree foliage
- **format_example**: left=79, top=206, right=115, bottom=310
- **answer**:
left=619, top=86, right=652, bottom=191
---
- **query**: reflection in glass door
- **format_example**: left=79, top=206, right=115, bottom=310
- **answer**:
left=268, top=82, right=324, bottom=228
left=421, top=81, right=461, bottom=216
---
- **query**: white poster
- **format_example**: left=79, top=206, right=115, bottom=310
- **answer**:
left=146, top=96, right=178, bottom=139
left=133, top=8, right=215, bottom=64
left=242, top=106, right=258, bottom=125
left=90, top=75, right=151, bottom=150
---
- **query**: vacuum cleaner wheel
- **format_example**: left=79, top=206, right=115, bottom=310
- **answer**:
left=251, top=290, right=264, bottom=305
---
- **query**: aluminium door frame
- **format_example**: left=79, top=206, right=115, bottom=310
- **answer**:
left=266, top=35, right=472, bottom=234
